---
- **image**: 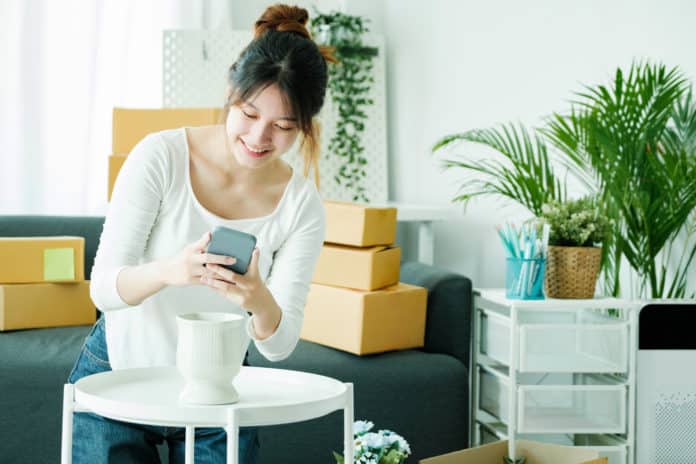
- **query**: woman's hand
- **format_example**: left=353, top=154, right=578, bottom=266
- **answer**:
left=201, top=248, right=276, bottom=315
left=161, top=231, right=237, bottom=287
left=202, top=248, right=282, bottom=340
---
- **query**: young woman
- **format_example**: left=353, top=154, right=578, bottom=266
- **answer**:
left=68, top=5, right=334, bottom=463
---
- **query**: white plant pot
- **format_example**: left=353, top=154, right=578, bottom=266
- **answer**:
left=176, top=312, right=246, bottom=404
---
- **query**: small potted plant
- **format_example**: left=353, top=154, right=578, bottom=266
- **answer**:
left=539, top=196, right=612, bottom=298
left=333, top=420, right=411, bottom=464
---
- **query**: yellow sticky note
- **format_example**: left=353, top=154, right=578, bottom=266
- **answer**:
left=43, top=248, right=75, bottom=280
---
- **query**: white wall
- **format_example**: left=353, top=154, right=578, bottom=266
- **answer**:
left=203, top=1, right=696, bottom=289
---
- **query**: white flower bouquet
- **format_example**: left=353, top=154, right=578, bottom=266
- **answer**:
left=333, top=420, right=411, bottom=464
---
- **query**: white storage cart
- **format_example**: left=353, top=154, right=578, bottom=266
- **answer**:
left=471, top=289, right=638, bottom=464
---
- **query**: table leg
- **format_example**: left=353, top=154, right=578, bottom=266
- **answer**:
left=225, top=410, right=239, bottom=464
left=61, top=384, right=74, bottom=464
left=344, top=383, right=354, bottom=463
left=185, top=426, right=195, bottom=464
left=417, top=221, right=434, bottom=265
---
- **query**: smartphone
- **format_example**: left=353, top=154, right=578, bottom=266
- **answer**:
left=206, top=226, right=257, bottom=275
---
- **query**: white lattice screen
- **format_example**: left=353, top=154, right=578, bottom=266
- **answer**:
left=162, top=29, right=388, bottom=202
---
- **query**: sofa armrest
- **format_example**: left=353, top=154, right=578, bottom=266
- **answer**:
left=400, top=261, right=473, bottom=367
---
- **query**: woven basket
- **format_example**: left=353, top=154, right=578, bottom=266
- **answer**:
left=544, top=245, right=602, bottom=299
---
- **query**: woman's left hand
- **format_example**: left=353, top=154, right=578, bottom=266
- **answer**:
left=201, top=248, right=274, bottom=315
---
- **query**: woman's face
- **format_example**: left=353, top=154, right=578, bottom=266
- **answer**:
left=225, top=83, right=300, bottom=170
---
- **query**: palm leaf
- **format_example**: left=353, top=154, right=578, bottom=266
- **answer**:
left=432, top=124, right=565, bottom=215
left=544, top=61, right=694, bottom=297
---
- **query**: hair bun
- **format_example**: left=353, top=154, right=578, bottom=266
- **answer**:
left=254, top=5, right=310, bottom=39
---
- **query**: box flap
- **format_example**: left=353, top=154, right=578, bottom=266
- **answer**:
left=420, top=440, right=601, bottom=464
left=322, top=243, right=389, bottom=254
left=420, top=441, right=508, bottom=463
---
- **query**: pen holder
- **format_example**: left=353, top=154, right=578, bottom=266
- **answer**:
left=505, top=257, right=546, bottom=300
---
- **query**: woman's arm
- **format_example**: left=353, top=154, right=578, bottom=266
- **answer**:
left=249, top=189, right=326, bottom=361
left=90, top=134, right=170, bottom=311
left=114, top=260, right=168, bottom=306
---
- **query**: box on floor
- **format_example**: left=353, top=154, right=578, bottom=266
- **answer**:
left=0, top=237, right=85, bottom=283
left=300, top=282, right=427, bottom=355
left=0, top=281, right=96, bottom=331
left=420, top=440, right=606, bottom=464
left=313, top=244, right=400, bottom=291
left=323, top=201, right=397, bottom=247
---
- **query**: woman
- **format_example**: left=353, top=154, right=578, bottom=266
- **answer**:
left=68, top=4, right=334, bottom=463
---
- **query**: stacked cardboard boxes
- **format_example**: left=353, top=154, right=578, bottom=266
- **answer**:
left=108, top=107, right=223, bottom=200
left=0, top=237, right=95, bottom=331
left=300, top=201, right=428, bottom=355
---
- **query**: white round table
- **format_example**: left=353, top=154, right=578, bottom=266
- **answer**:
left=61, top=366, right=354, bottom=464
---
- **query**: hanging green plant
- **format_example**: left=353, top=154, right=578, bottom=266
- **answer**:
left=311, top=10, right=378, bottom=202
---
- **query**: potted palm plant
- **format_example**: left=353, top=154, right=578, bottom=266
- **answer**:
left=539, top=197, right=612, bottom=298
left=544, top=62, right=696, bottom=298
left=432, top=61, right=696, bottom=299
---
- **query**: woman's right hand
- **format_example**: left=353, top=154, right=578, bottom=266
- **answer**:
left=161, top=231, right=237, bottom=287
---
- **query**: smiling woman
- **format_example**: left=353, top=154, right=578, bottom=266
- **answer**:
left=65, top=4, right=334, bottom=464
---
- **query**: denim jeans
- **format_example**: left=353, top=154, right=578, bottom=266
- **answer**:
left=67, top=316, right=259, bottom=463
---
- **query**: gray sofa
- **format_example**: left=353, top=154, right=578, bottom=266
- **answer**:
left=0, top=215, right=473, bottom=464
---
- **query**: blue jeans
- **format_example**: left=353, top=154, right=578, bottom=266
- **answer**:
left=67, top=316, right=259, bottom=463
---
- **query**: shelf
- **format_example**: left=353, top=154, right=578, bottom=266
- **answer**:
left=475, top=289, right=636, bottom=311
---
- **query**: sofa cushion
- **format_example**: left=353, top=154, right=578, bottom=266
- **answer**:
left=0, top=325, right=90, bottom=464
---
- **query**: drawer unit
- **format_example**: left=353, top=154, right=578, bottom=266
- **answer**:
left=479, top=366, right=510, bottom=423
left=472, top=290, right=637, bottom=463
left=477, top=422, right=503, bottom=445
left=479, top=366, right=626, bottom=434
left=480, top=310, right=511, bottom=365
left=575, top=434, right=628, bottom=464
left=518, top=384, right=626, bottom=434
left=480, top=308, right=629, bottom=373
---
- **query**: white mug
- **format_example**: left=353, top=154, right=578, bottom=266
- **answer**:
left=176, top=312, right=246, bottom=404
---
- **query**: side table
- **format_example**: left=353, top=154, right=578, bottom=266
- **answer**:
left=61, top=366, right=354, bottom=464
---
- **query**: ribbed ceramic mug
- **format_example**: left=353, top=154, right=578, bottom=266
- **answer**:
left=176, top=312, right=246, bottom=404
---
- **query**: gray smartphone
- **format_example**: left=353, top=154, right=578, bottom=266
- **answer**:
left=206, top=226, right=257, bottom=275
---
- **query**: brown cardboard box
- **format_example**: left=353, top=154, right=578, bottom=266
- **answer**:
left=0, top=237, right=85, bottom=283
left=420, top=440, right=606, bottom=464
left=112, top=107, right=222, bottom=154
left=108, top=154, right=128, bottom=200
left=324, top=201, right=397, bottom=247
left=300, top=282, right=427, bottom=355
left=313, top=244, right=400, bottom=291
left=0, top=281, right=96, bottom=331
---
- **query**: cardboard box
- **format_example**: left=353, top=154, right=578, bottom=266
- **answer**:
left=421, top=440, right=605, bottom=464
left=112, top=107, right=222, bottom=154
left=313, top=244, right=400, bottom=291
left=0, top=281, right=96, bottom=331
left=108, top=154, right=128, bottom=200
left=301, top=282, right=427, bottom=355
left=0, top=237, right=85, bottom=283
left=324, top=201, right=397, bottom=247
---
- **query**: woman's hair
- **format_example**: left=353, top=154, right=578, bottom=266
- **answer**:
left=222, top=4, right=336, bottom=187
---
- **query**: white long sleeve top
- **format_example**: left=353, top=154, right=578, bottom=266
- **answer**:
left=90, top=127, right=325, bottom=369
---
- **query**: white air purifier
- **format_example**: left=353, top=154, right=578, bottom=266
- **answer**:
left=637, top=303, right=696, bottom=464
